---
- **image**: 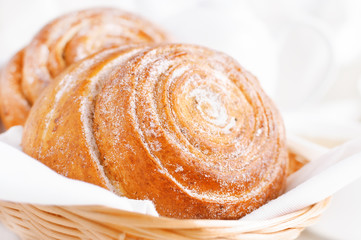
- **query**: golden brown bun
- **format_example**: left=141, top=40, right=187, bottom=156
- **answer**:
left=0, top=8, right=170, bottom=129
left=22, top=44, right=288, bottom=219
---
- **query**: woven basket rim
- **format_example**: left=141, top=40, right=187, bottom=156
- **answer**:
left=67, top=196, right=331, bottom=224
left=0, top=197, right=331, bottom=240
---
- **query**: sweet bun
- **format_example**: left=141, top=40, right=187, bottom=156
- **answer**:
left=0, top=8, right=170, bottom=129
left=22, top=43, right=288, bottom=219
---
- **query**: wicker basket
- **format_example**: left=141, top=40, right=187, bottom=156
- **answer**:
left=0, top=152, right=331, bottom=240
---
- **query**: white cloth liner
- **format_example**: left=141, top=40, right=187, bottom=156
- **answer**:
left=0, top=127, right=158, bottom=216
left=1, top=126, right=361, bottom=220
left=245, top=135, right=361, bottom=219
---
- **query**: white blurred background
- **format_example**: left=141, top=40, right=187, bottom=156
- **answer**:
left=1, top=0, right=361, bottom=239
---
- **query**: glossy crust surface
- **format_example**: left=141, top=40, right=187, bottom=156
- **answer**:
left=22, top=44, right=288, bottom=219
left=0, top=8, right=170, bottom=129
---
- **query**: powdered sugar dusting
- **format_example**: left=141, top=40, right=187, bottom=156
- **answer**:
left=169, top=65, right=190, bottom=79
left=256, top=128, right=263, bottom=137
left=189, top=88, right=228, bottom=127
left=175, top=166, right=183, bottom=172
left=223, top=117, right=237, bottom=133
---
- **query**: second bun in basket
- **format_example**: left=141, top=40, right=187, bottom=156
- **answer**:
left=22, top=43, right=288, bottom=219
left=0, top=8, right=170, bottom=129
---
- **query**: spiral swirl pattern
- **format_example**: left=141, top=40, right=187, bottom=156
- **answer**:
left=22, top=44, right=288, bottom=219
left=0, top=8, right=170, bottom=128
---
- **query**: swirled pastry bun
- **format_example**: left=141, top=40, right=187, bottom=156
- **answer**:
left=22, top=44, right=288, bottom=219
left=0, top=8, right=170, bottom=129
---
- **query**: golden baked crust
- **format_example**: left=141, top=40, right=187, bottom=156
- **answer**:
left=0, top=8, right=170, bottom=129
left=22, top=44, right=288, bottom=219
left=0, top=50, right=30, bottom=128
